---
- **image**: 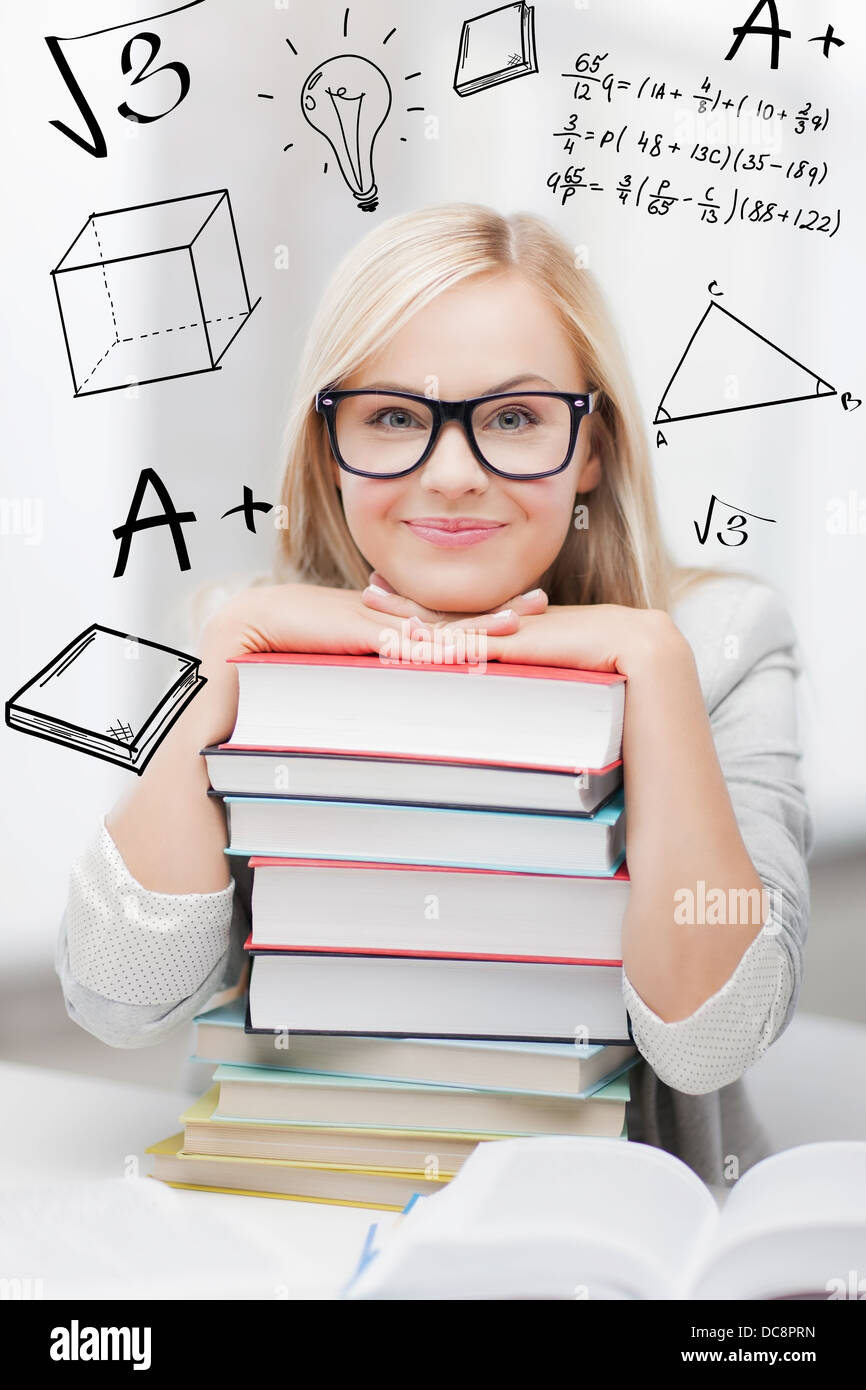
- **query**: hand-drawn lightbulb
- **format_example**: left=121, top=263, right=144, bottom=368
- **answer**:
left=300, top=54, right=392, bottom=212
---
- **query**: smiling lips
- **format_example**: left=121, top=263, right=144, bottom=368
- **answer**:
left=402, top=517, right=506, bottom=548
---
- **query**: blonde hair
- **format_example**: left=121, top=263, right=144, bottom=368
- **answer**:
left=273, top=203, right=719, bottom=611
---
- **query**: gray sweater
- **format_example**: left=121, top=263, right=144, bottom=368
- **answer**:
left=54, top=574, right=813, bottom=1187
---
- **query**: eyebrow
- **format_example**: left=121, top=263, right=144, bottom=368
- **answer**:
left=359, top=374, right=558, bottom=394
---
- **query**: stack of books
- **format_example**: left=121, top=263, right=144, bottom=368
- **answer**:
left=146, top=652, right=637, bottom=1210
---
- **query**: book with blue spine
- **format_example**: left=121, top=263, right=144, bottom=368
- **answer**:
left=221, top=787, right=626, bottom=877
left=192, top=996, right=638, bottom=1097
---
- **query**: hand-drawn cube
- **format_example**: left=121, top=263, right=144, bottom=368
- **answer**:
left=51, top=189, right=260, bottom=397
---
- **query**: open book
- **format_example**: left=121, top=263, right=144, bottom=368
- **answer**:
left=344, top=1136, right=866, bottom=1300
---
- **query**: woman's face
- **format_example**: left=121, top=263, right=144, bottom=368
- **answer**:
left=331, top=269, right=601, bottom=614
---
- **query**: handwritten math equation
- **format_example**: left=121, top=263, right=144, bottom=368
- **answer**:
left=548, top=170, right=839, bottom=238
left=549, top=52, right=841, bottom=238
left=562, top=58, right=829, bottom=131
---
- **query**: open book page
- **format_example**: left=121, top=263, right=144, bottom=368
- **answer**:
left=345, top=1136, right=718, bottom=1299
left=690, top=1142, right=866, bottom=1300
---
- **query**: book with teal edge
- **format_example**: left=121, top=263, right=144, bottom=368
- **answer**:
left=210, top=1060, right=631, bottom=1110
left=192, top=996, right=639, bottom=1099
left=221, top=787, right=626, bottom=877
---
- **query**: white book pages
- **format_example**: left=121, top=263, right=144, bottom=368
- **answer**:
left=346, top=1137, right=866, bottom=1300
left=690, top=1141, right=866, bottom=1299
left=346, top=1136, right=717, bottom=1299
left=232, top=663, right=624, bottom=772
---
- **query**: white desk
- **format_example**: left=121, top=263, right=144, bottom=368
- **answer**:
left=3, top=1010, right=865, bottom=1300
left=0, top=1061, right=397, bottom=1300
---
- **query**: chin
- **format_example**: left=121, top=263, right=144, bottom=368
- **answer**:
left=409, top=584, right=510, bottom=616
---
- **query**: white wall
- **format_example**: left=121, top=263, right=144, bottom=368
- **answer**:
left=2, top=0, right=864, bottom=975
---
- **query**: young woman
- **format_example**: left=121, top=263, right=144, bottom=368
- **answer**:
left=56, top=203, right=813, bottom=1186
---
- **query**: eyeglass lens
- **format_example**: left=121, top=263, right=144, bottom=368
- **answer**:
left=333, top=393, right=575, bottom=476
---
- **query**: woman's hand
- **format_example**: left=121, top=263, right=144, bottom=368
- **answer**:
left=360, top=569, right=549, bottom=635
left=473, top=604, right=690, bottom=677
left=198, top=583, right=422, bottom=744
left=362, top=578, right=686, bottom=678
left=359, top=570, right=686, bottom=675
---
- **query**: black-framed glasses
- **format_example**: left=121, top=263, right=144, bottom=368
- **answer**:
left=315, top=387, right=598, bottom=480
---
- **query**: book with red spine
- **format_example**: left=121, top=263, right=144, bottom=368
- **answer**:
left=225, top=652, right=626, bottom=775
left=244, top=856, right=630, bottom=963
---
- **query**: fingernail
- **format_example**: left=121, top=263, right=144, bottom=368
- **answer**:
left=521, top=589, right=544, bottom=599
left=365, top=584, right=390, bottom=596
left=490, top=608, right=515, bottom=620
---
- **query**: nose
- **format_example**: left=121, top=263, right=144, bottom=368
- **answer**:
left=417, top=419, right=489, bottom=494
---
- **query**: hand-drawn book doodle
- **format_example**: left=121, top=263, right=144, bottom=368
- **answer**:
left=454, top=2, right=538, bottom=97
left=51, top=190, right=260, bottom=397
left=5, top=624, right=206, bottom=774
left=654, top=301, right=836, bottom=425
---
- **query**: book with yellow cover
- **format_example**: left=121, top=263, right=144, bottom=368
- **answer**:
left=145, top=1131, right=451, bottom=1211
left=147, top=1128, right=629, bottom=1209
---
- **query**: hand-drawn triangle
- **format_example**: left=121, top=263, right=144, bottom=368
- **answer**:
left=653, top=302, right=836, bottom=425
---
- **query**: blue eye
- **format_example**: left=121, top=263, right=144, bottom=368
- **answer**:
left=487, top=406, right=539, bottom=431
left=367, top=408, right=425, bottom=430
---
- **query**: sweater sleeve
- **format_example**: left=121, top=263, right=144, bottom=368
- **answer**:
left=55, top=819, right=245, bottom=1048
left=621, top=579, right=814, bottom=1095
